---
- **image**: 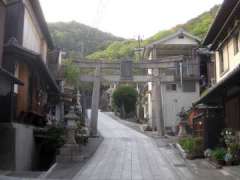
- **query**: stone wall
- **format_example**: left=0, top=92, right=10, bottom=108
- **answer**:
left=0, top=123, right=37, bottom=170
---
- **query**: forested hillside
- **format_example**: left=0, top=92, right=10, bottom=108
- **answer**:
left=87, top=5, right=220, bottom=61
left=48, top=21, right=123, bottom=59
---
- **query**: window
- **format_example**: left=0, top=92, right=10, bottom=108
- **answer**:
left=183, top=81, right=196, bottom=92
left=219, top=44, right=229, bottom=74
left=166, top=84, right=177, bottom=91
left=233, top=32, right=239, bottom=55
left=14, top=64, right=19, bottom=94
left=219, top=49, right=224, bottom=73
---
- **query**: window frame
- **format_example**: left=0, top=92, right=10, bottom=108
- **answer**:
left=233, top=31, right=239, bottom=55
left=166, top=83, right=177, bottom=92
left=182, top=81, right=196, bottom=92
left=218, top=43, right=229, bottom=76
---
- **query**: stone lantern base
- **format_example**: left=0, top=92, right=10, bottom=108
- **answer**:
left=57, top=144, right=83, bottom=163
left=57, top=128, right=83, bottom=162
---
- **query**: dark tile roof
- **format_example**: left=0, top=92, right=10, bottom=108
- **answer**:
left=0, top=67, right=23, bottom=85
left=195, top=64, right=240, bottom=105
left=203, top=0, right=240, bottom=48
left=4, top=41, right=59, bottom=93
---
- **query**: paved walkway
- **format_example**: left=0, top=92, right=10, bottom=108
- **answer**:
left=72, top=112, right=237, bottom=180
left=0, top=112, right=238, bottom=180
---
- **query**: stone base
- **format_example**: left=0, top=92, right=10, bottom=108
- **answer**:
left=57, top=144, right=83, bottom=163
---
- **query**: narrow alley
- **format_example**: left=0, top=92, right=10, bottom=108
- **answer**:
left=72, top=112, right=236, bottom=180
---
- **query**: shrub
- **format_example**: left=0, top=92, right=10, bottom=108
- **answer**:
left=41, top=127, right=65, bottom=153
left=64, top=60, right=80, bottom=87
left=179, top=137, right=204, bottom=156
left=211, top=148, right=226, bottom=161
left=112, top=85, right=138, bottom=116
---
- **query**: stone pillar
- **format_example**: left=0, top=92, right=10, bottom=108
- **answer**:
left=90, top=66, right=101, bottom=137
left=55, top=80, right=64, bottom=123
left=150, top=92, right=157, bottom=130
left=152, top=68, right=165, bottom=136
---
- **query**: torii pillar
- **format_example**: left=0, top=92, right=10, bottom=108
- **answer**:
left=90, top=66, right=101, bottom=137
left=152, top=68, right=165, bottom=136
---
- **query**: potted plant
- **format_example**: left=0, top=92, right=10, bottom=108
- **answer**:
left=221, top=129, right=240, bottom=166
left=204, top=149, right=212, bottom=159
left=211, top=148, right=226, bottom=166
left=179, top=136, right=204, bottom=159
left=224, top=152, right=233, bottom=166
left=228, top=143, right=240, bottom=165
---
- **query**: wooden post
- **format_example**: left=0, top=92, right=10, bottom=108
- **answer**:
left=90, top=66, right=101, bottom=137
left=152, top=68, right=165, bottom=136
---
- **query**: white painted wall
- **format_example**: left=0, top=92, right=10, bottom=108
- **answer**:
left=215, top=36, right=240, bottom=82
left=161, top=82, right=200, bottom=128
left=146, top=31, right=200, bottom=130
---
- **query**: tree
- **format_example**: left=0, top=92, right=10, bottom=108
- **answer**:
left=112, top=85, right=138, bottom=118
left=63, top=60, right=80, bottom=88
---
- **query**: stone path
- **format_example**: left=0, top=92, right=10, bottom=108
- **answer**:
left=0, top=112, right=238, bottom=180
left=72, top=112, right=237, bottom=180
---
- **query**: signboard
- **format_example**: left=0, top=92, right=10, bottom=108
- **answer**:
left=120, top=60, right=133, bottom=81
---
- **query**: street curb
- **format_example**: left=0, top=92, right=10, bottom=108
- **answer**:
left=175, top=143, right=187, bottom=159
left=206, top=159, right=223, bottom=169
left=173, top=143, right=224, bottom=170
left=39, top=162, right=57, bottom=179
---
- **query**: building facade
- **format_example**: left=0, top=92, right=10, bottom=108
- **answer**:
left=197, top=0, right=240, bottom=148
left=145, top=29, right=201, bottom=132
left=0, top=0, right=62, bottom=171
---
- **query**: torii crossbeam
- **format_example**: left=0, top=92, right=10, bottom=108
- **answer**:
left=72, top=56, right=184, bottom=137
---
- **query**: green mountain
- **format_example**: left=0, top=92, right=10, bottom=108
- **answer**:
left=48, top=21, right=124, bottom=59
left=87, top=5, right=220, bottom=61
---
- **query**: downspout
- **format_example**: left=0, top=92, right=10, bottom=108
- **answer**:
left=180, top=62, right=183, bottom=88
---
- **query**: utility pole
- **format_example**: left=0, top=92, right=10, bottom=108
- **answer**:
left=134, top=35, right=144, bottom=61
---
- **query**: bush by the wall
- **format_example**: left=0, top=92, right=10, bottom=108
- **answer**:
left=112, top=85, right=138, bottom=118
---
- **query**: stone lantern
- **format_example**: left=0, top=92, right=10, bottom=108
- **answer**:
left=57, top=107, right=82, bottom=162
left=75, top=90, right=82, bottom=114
left=64, top=106, right=79, bottom=144
left=177, top=108, right=188, bottom=137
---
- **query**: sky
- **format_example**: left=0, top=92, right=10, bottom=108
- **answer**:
left=39, top=0, right=223, bottom=39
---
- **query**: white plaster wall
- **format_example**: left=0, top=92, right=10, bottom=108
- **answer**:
left=216, top=37, right=240, bottom=82
left=22, top=0, right=48, bottom=62
left=161, top=82, right=200, bottom=128
left=23, top=9, right=41, bottom=54
left=146, top=32, right=200, bottom=129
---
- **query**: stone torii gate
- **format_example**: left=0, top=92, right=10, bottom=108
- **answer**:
left=74, top=56, right=184, bottom=137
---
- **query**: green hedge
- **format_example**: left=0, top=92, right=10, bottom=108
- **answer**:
left=112, top=85, right=138, bottom=115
